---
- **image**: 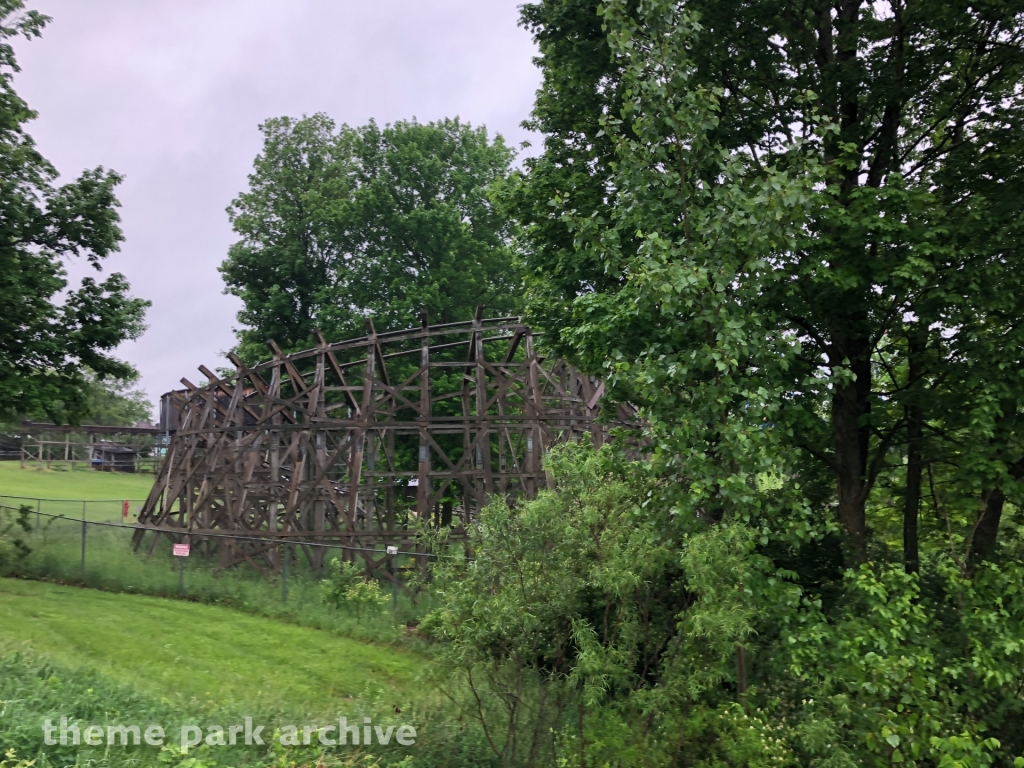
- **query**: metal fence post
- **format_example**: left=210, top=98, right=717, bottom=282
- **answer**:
left=281, top=543, right=289, bottom=603
left=36, top=498, right=40, bottom=531
left=388, top=545, right=398, bottom=615
left=80, top=501, right=86, bottom=580
left=178, top=555, right=185, bottom=597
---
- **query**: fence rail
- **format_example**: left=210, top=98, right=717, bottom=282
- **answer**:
left=0, top=495, right=148, bottom=525
left=0, top=500, right=448, bottom=606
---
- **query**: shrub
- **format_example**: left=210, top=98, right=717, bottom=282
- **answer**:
left=321, top=558, right=389, bottom=620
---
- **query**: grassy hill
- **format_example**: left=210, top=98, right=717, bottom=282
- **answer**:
left=0, top=580, right=450, bottom=767
left=0, top=579, right=423, bottom=714
left=0, top=458, right=475, bottom=767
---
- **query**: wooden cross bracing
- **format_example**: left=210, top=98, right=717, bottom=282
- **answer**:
left=132, top=316, right=632, bottom=579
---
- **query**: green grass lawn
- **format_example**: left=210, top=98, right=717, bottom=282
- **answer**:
left=0, top=578, right=425, bottom=716
left=0, top=466, right=451, bottom=767
left=0, top=461, right=155, bottom=501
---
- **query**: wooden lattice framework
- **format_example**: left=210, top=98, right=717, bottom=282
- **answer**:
left=133, top=313, right=631, bottom=579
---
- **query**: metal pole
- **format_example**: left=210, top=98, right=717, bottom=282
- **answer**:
left=281, top=543, right=289, bottom=603
left=36, top=498, right=40, bottom=532
left=80, top=501, right=87, bottom=580
left=178, top=556, right=185, bottom=598
left=391, top=554, right=398, bottom=614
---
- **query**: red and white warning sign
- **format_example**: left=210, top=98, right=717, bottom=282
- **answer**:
left=172, top=543, right=190, bottom=557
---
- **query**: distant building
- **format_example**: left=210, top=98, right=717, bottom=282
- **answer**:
left=0, top=433, right=20, bottom=460
left=90, top=441, right=140, bottom=472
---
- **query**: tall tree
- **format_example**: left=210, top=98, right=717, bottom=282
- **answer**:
left=0, top=1, right=149, bottom=425
left=511, top=0, right=1024, bottom=570
left=221, top=115, right=519, bottom=361
left=26, top=369, right=153, bottom=427
left=477, top=2, right=1024, bottom=761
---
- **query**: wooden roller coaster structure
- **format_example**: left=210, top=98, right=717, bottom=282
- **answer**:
left=133, top=311, right=633, bottom=581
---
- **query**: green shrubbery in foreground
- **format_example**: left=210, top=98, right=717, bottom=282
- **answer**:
left=422, top=442, right=1024, bottom=767
left=6, top=451, right=1024, bottom=766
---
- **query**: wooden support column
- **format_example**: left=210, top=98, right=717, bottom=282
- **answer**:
left=385, top=428, right=396, bottom=531
left=525, top=332, right=544, bottom=498
left=417, top=311, right=430, bottom=520
left=461, top=321, right=475, bottom=521
left=269, top=352, right=282, bottom=570
left=366, top=432, right=376, bottom=529
left=416, top=311, right=431, bottom=576
left=349, top=320, right=376, bottom=560
left=313, top=346, right=326, bottom=571
left=473, top=307, right=494, bottom=503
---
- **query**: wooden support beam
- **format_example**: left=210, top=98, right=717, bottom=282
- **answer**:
left=134, top=316, right=634, bottom=581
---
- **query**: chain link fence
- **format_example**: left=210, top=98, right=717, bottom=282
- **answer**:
left=0, top=498, right=417, bottom=612
left=0, top=495, right=146, bottom=525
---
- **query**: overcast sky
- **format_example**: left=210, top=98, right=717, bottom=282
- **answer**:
left=12, top=0, right=541, bottom=418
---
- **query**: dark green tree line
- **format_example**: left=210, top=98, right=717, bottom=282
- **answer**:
left=34, top=369, right=152, bottom=426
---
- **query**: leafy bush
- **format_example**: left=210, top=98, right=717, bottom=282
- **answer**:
left=0, top=505, right=32, bottom=575
left=422, top=441, right=1024, bottom=767
left=321, top=558, right=389, bottom=621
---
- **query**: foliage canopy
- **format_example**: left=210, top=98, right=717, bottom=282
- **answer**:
left=221, top=115, right=519, bottom=362
left=0, top=1, right=148, bottom=425
left=510, top=0, right=1024, bottom=570
left=436, top=0, right=1024, bottom=763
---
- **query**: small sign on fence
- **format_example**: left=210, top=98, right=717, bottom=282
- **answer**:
left=173, top=543, right=190, bottom=557
left=386, top=545, right=398, bottom=556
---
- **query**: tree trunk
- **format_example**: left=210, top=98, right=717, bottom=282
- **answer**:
left=903, top=409, right=923, bottom=574
left=830, top=332, right=872, bottom=565
left=968, top=488, right=1005, bottom=572
left=903, top=327, right=925, bottom=574
left=968, top=452, right=1024, bottom=573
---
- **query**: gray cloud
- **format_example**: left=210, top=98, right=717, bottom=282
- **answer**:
left=12, top=0, right=540, bottom=414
